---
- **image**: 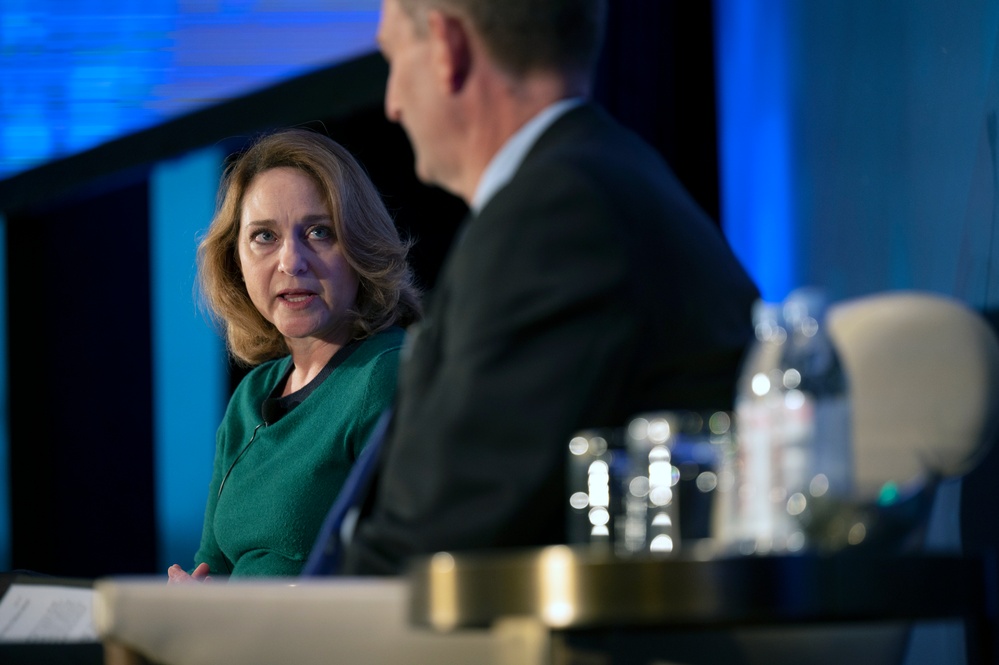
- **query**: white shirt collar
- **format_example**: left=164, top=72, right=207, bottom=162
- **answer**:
left=470, top=97, right=584, bottom=214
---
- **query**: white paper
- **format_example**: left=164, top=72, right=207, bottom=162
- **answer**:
left=0, top=584, right=97, bottom=642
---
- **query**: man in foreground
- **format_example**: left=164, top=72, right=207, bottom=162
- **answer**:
left=328, top=0, right=759, bottom=575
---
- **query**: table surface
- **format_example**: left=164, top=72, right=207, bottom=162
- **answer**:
left=406, top=545, right=995, bottom=632
left=92, top=577, right=497, bottom=665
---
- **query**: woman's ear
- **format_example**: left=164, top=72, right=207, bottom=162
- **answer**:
left=427, top=9, right=472, bottom=93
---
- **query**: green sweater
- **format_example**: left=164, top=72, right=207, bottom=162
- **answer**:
left=193, top=327, right=404, bottom=577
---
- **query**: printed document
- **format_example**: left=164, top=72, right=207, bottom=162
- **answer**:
left=0, top=582, right=97, bottom=642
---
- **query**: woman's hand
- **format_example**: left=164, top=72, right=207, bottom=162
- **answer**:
left=166, top=562, right=212, bottom=584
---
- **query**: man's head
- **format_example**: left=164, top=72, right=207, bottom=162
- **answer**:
left=393, top=0, right=607, bottom=80
left=377, top=0, right=607, bottom=198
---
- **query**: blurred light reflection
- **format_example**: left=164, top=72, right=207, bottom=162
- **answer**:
left=650, top=534, right=674, bottom=553
left=539, top=546, right=576, bottom=627
left=0, top=0, right=380, bottom=181
left=428, top=551, right=458, bottom=631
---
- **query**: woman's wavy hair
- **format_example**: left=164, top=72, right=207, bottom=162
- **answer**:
left=197, top=127, right=422, bottom=366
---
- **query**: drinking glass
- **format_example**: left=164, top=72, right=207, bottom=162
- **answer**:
left=565, top=410, right=734, bottom=557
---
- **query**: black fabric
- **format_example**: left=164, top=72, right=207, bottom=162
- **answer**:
left=260, top=337, right=362, bottom=423
left=340, top=103, right=759, bottom=575
left=0, top=644, right=104, bottom=665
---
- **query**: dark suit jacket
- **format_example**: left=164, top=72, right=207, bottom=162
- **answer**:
left=342, top=103, right=759, bottom=574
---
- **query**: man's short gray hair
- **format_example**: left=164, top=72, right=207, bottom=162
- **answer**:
left=397, top=0, right=607, bottom=78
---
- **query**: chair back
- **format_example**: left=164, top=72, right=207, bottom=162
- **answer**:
left=826, top=290, right=999, bottom=498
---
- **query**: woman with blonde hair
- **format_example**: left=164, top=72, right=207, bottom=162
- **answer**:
left=168, top=128, right=420, bottom=580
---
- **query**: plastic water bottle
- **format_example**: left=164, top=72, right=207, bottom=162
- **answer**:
left=777, top=287, right=853, bottom=551
left=724, top=299, right=788, bottom=554
left=724, top=289, right=853, bottom=555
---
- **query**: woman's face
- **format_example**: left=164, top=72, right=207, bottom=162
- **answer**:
left=237, top=166, right=359, bottom=349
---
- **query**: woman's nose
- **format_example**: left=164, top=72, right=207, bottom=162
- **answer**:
left=278, top=238, right=308, bottom=276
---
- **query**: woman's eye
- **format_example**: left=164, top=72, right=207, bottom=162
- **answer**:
left=308, top=225, right=333, bottom=241
left=250, top=229, right=276, bottom=244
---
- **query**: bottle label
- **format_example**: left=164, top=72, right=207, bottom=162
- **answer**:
left=728, top=396, right=781, bottom=553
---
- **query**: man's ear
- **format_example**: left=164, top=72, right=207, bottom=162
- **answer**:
left=427, top=9, right=472, bottom=93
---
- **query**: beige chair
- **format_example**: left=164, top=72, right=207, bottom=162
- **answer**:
left=826, top=291, right=999, bottom=665
left=826, top=290, right=999, bottom=500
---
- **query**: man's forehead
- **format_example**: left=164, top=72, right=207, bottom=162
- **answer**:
left=375, top=0, right=392, bottom=48
left=379, top=0, right=426, bottom=47
left=376, top=0, right=403, bottom=40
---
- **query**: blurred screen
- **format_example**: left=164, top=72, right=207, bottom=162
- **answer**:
left=0, top=0, right=380, bottom=181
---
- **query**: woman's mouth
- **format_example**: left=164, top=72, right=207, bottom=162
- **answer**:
left=278, top=290, right=316, bottom=305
